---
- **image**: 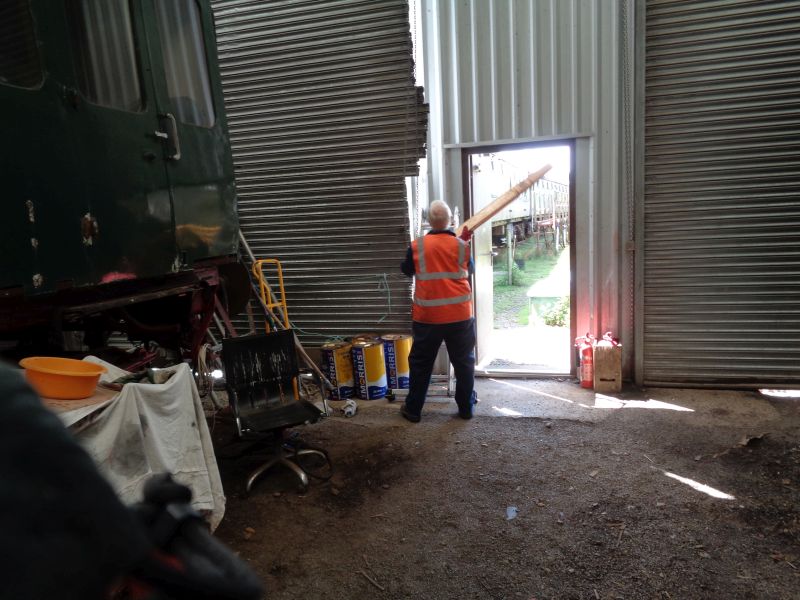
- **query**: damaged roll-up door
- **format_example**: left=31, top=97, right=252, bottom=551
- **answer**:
left=211, top=0, right=428, bottom=343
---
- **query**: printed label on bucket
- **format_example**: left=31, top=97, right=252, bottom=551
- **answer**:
left=381, top=334, right=411, bottom=389
left=352, top=342, right=387, bottom=399
left=321, top=342, right=354, bottom=400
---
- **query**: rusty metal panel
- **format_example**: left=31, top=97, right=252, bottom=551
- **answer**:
left=211, top=0, right=427, bottom=342
left=643, top=0, right=800, bottom=385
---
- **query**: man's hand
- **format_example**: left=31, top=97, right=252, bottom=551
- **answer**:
left=459, top=226, right=473, bottom=241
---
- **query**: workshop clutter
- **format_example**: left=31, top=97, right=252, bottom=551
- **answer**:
left=575, top=332, right=622, bottom=392
left=574, top=334, right=596, bottom=389
left=594, top=332, right=622, bottom=392
left=342, top=399, right=358, bottom=417
left=19, top=356, right=107, bottom=400
left=321, top=332, right=412, bottom=401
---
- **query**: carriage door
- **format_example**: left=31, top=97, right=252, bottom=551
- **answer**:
left=7, top=0, right=178, bottom=289
left=141, top=0, right=238, bottom=267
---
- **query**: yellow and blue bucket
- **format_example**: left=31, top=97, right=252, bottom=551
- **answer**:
left=320, top=341, right=355, bottom=400
left=381, top=334, right=411, bottom=389
left=351, top=340, right=387, bottom=399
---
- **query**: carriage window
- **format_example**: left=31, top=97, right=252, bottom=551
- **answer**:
left=155, top=0, right=215, bottom=127
left=0, top=0, right=43, bottom=88
left=67, top=0, right=142, bottom=111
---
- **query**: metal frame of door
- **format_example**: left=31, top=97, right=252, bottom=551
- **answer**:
left=460, top=139, right=577, bottom=378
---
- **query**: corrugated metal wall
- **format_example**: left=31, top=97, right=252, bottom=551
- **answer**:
left=643, top=0, right=800, bottom=385
left=210, top=0, right=427, bottom=343
left=430, top=0, right=605, bottom=143
left=422, top=0, right=633, bottom=368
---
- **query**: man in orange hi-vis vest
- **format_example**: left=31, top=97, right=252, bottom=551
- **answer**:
left=399, top=200, right=477, bottom=422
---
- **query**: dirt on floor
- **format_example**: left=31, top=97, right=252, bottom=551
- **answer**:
left=211, top=383, right=800, bottom=600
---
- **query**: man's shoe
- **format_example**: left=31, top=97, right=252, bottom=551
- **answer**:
left=458, top=391, right=478, bottom=419
left=401, top=405, right=421, bottom=423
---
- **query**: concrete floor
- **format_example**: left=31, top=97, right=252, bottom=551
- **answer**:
left=221, top=376, right=800, bottom=599
left=400, top=376, right=784, bottom=431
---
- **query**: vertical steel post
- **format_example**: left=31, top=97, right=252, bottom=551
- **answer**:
left=507, top=222, right=514, bottom=285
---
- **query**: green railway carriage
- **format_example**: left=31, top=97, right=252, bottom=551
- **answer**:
left=0, top=0, right=240, bottom=353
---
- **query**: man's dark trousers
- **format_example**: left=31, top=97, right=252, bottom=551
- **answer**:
left=404, top=318, right=476, bottom=416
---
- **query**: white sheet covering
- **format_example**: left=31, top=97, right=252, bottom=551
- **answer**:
left=63, top=358, right=225, bottom=529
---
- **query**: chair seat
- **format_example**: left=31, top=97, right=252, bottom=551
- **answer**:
left=240, top=399, right=322, bottom=433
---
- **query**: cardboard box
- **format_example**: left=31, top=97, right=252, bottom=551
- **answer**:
left=593, top=344, right=622, bottom=393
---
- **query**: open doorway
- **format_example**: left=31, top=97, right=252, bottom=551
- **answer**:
left=465, top=143, right=574, bottom=376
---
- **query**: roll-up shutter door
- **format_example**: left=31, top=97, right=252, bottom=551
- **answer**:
left=210, top=0, right=427, bottom=343
left=643, top=0, right=800, bottom=386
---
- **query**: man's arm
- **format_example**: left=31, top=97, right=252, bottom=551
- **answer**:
left=400, top=246, right=415, bottom=277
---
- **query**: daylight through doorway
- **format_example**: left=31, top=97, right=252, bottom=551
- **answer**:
left=470, top=145, right=572, bottom=375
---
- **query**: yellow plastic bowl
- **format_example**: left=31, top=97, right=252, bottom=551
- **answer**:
left=19, top=357, right=107, bottom=400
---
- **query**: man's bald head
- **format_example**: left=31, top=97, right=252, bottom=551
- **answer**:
left=428, top=200, right=452, bottom=230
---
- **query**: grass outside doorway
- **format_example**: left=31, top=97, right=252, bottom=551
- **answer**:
left=493, top=237, right=569, bottom=329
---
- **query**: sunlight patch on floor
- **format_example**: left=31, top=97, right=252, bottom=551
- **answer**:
left=491, top=406, right=525, bottom=417
left=593, top=394, right=695, bottom=412
left=489, top=378, right=575, bottom=404
left=759, top=389, right=800, bottom=399
left=663, top=471, right=735, bottom=500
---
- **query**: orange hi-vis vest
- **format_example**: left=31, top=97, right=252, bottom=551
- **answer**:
left=411, top=232, right=473, bottom=324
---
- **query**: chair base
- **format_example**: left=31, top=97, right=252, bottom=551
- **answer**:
left=245, top=445, right=330, bottom=494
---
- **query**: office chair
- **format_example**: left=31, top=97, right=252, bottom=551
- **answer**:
left=221, top=329, right=330, bottom=493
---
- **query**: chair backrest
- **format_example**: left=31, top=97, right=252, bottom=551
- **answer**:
left=221, top=330, right=298, bottom=422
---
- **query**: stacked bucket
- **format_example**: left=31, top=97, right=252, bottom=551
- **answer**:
left=321, top=333, right=412, bottom=401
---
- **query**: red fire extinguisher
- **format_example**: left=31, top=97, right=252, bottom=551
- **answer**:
left=575, top=333, right=596, bottom=389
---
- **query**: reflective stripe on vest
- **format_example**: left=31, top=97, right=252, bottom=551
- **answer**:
left=413, top=293, right=473, bottom=307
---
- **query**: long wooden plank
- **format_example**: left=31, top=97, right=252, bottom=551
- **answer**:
left=458, top=164, right=552, bottom=238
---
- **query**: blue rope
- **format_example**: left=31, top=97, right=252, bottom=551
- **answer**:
left=282, top=273, right=403, bottom=339
left=377, top=273, right=392, bottom=324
